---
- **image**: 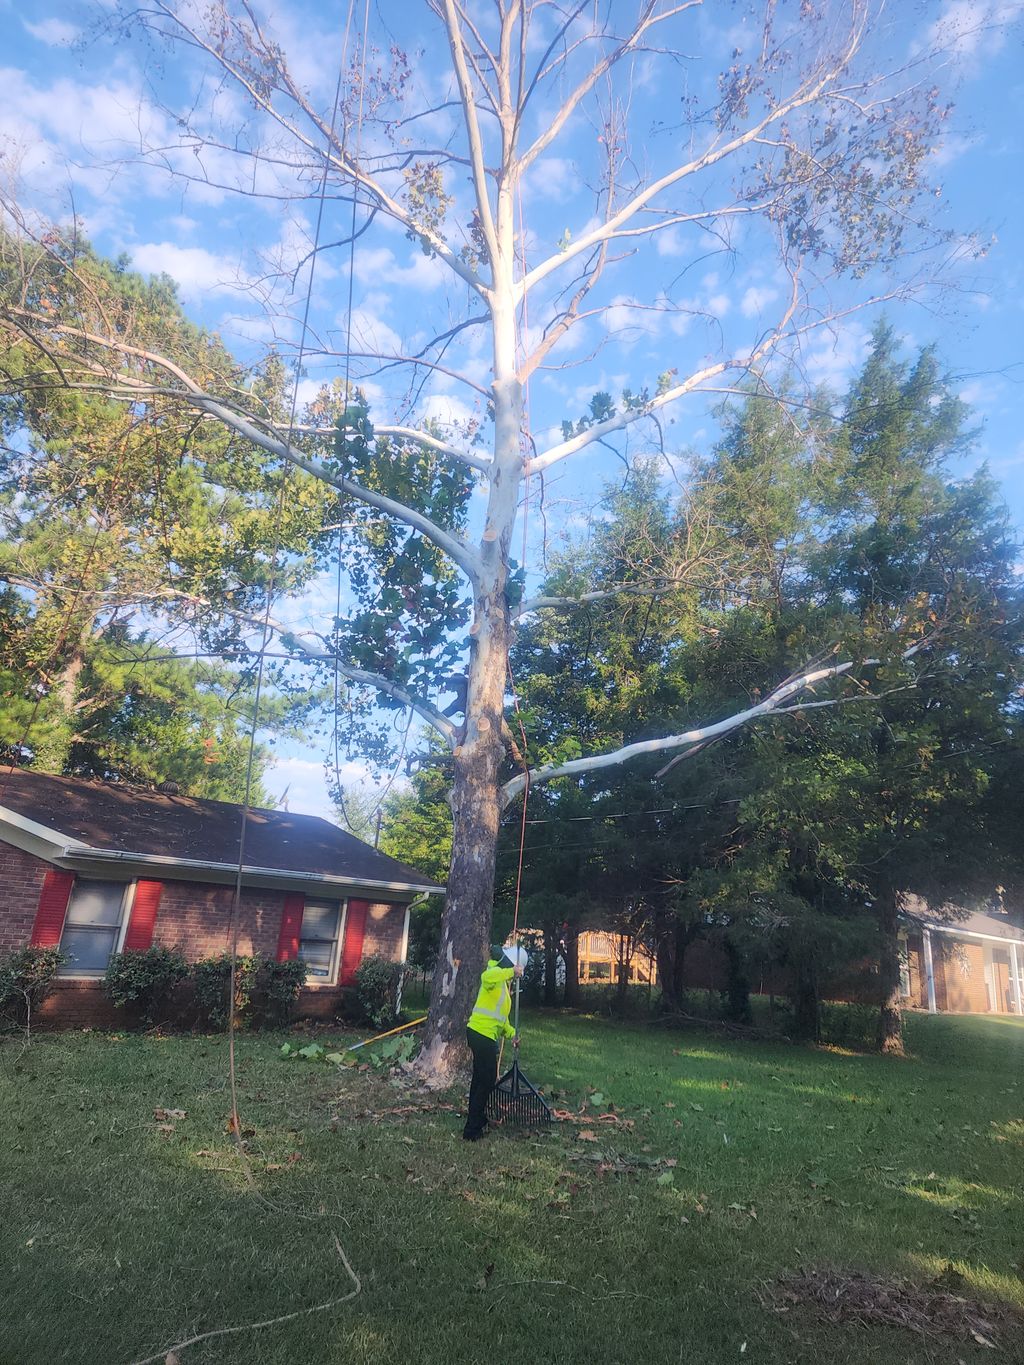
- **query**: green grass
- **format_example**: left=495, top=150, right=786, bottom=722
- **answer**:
left=1, top=1010, right=1022, bottom=1364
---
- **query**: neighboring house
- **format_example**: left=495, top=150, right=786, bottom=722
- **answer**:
left=578, top=930, right=657, bottom=986
left=0, top=770, right=442, bottom=1027
left=901, top=899, right=1024, bottom=1017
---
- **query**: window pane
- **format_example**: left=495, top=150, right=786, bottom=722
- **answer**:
left=66, top=881, right=125, bottom=927
left=299, top=940, right=334, bottom=979
left=300, top=903, right=340, bottom=940
left=60, top=927, right=119, bottom=974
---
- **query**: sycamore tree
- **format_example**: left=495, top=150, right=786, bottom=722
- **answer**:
left=0, top=0, right=1001, bottom=1080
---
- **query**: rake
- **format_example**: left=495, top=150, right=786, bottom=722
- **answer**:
left=487, top=977, right=552, bottom=1126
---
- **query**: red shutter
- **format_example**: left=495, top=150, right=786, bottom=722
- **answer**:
left=276, top=893, right=305, bottom=962
left=339, top=899, right=368, bottom=986
left=30, top=870, right=76, bottom=947
left=122, top=880, right=164, bottom=952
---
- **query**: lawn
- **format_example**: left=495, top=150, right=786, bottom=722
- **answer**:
left=1, top=1010, right=1022, bottom=1365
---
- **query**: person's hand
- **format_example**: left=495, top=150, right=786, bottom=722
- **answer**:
left=514, top=964, right=525, bottom=978
left=512, top=1035, right=521, bottom=1049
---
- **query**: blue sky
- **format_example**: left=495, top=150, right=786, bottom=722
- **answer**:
left=3, top=0, right=1023, bottom=818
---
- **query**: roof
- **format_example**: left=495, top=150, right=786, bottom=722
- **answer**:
left=0, top=769, right=443, bottom=898
left=903, top=895, right=1024, bottom=945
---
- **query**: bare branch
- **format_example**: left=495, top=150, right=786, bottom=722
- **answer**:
left=500, top=651, right=916, bottom=806
left=281, top=424, right=492, bottom=474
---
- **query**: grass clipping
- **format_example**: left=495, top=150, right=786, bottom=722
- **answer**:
left=766, top=1267, right=1023, bottom=1350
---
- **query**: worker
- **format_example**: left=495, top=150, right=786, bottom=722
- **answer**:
left=463, top=944, right=524, bottom=1141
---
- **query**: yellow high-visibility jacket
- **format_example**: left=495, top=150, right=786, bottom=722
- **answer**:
left=467, top=959, right=516, bottom=1041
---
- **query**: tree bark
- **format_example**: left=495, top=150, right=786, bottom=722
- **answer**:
left=876, top=887, right=905, bottom=1055
left=791, top=961, right=820, bottom=1042
left=414, top=251, right=523, bottom=1084
left=722, top=938, right=753, bottom=1024
left=655, top=914, right=694, bottom=1014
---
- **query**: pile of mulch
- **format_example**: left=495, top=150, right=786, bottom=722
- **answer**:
left=764, top=1266, right=1024, bottom=1350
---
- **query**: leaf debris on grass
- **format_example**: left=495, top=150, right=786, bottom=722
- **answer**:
left=766, top=1267, right=1023, bottom=1347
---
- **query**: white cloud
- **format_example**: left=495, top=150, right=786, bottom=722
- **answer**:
left=24, top=18, right=80, bottom=45
left=604, top=294, right=663, bottom=342
left=421, top=393, right=476, bottom=428
left=131, top=242, right=251, bottom=301
left=924, top=1, right=1024, bottom=61
left=526, top=156, right=576, bottom=205
left=264, top=754, right=371, bottom=821
left=655, top=227, right=686, bottom=258
left=802, top=323, right=871, bottom=387
left=353, top=244, right=446, bottom=292
left=740, top=285, right=779, bottom=318
left=347, top=307, right=403, bottom=357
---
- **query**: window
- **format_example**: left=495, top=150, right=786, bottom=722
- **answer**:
left=59, top=880, right=132, bottom=976
left=298, top=901, right=343, bottom=984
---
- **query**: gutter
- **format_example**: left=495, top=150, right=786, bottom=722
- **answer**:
left=918, top=921, right=1024, bottom=949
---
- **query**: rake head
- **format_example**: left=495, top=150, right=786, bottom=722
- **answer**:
left=487, top=1059, right=553, bottom=1126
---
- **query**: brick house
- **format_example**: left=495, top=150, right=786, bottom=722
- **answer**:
left=0, top=770, right=442, bottom=1027
left=901, top=899, right=1024, bottom=1016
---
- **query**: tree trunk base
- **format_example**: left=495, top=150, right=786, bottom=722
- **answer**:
left=408, top=1032, right=468, bottom=1090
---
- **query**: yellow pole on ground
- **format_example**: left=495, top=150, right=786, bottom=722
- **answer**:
left=347, top=1015, right=427, bottom=1052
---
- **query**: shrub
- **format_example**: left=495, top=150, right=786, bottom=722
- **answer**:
left=103, top=946, right=189, bottom=1024
left=255, top=958, right=307, bottom=1027
left=191, top=953, right=261, bottom=1029
left=0, top=946, right=66, bottom=1028
left=819, top=1001, right=879, bottom=1050
left=354, top=954, right=400, bottom=1029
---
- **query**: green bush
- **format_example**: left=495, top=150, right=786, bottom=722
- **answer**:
left=354, top=954, right=401, bottom=1029
left=190, top=954, right=306, bottom=1030
left=255, top=958, right=307, bottom=1027
left=0, top=946, right=66, bottom=1027
left=191, top=953, right=261, bottom=1029
left=819, top=1000, right=879, bottom=1050
left=103, top=946, right=189, bottom=1024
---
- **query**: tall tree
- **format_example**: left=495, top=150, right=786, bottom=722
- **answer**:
left=0, top=237, right=336, bottom=791
left=0, top=2, right=1000, bottom=1080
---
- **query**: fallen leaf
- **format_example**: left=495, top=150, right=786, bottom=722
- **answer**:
left=287, top=1151, right=302, bottom=1165
left=656, top=1171, right=675, bottom=1186
left=576, top=1129, right=599, bottom=1142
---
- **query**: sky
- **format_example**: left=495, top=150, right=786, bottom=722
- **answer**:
left=3, top=0, right=1024, bottom=820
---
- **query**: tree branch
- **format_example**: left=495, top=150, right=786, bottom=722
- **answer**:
left=282, top=424, right=492, bottom=474
left=4, top=312, right=482, bottom=581
left=500, top=652, right=913, bottom=806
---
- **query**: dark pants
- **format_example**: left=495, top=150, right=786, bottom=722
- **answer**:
left=464, top=1026, right=499, bottom=1138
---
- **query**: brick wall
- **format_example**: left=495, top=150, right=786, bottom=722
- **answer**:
left=361, top=900, right=406, bottom=960
left=0, top=840, right=409, bottom=1027
left=934, top=940, right=989, bottom=1014
left=0, top=844, right=51, bottom=956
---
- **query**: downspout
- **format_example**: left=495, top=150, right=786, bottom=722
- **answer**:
left=395, top=893, right=424, bottom=1016
left=923, top=929, right=937, bottom=1014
